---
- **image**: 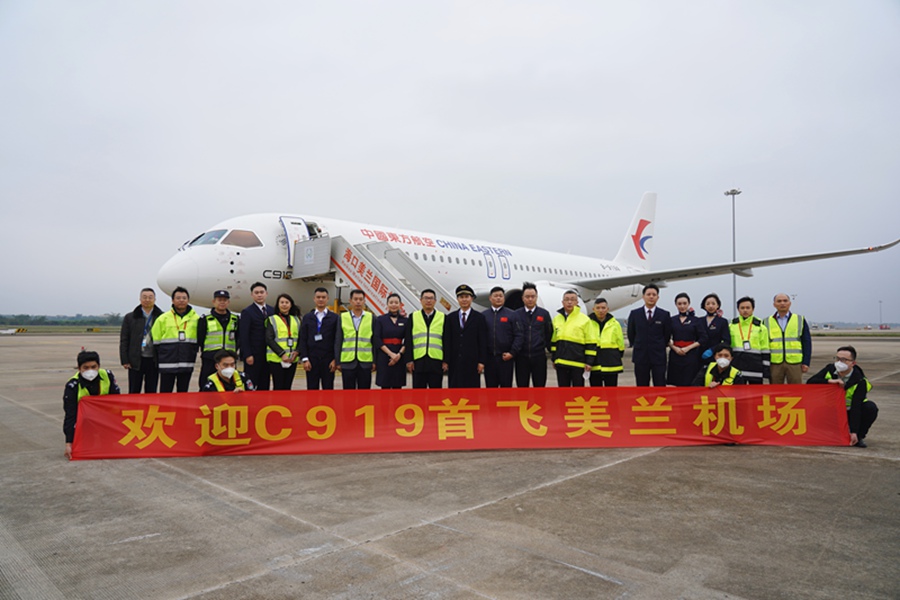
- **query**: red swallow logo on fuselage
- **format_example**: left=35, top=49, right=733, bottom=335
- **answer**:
left=631, top=219, right=652, bottom=260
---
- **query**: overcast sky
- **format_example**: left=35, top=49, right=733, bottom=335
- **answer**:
left=1, top=1, right=898, bottom=323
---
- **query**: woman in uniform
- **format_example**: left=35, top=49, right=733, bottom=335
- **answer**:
left=373, top=293, right=408, bottom=389
left=667, top=293, right=707, bottom=386
left=697, top=293, right=731, bottom=365
left=266, top=293, right=302, bottom=390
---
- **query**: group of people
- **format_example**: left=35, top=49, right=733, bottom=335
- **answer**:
left=64, top=281, right=877, bottom=456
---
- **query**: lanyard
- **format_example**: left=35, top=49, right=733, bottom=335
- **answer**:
left=142, top=313, right=153, bottom=337
left=279, top=314, right=293, bottom=337
left=738, top=318, right=753, bottom=342
left=171, top=309, right=188, bottom=332
left=316, top=311, right=325, bottom=334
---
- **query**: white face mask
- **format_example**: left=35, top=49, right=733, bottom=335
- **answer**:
left=81, top=369, right=99, bottom=381
left=716, top=357, right=731, bottom=369
left=220, top=367, right=236, bottom=379
left=834, top=361, right=850, bottom=373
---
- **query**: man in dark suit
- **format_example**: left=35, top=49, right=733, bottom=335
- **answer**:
left=627, top=284, right=672, bottom=387
left=299, top=287, right=340, bottom=390
left=482, top=286, right=521, bottom=387
left=238, top=282, right=274, bottom=391
left=443, top=285, right=487, bottom=388
left=514, top=282, right=553, bottom=387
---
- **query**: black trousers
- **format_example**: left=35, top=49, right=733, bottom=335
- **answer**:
left=515, top=354, right=547, bottom=388
left=244, top=356, right=270, bottom=391
left=306, top=358, right=335, bottom=390
left=127, top=358, right=158, bottom=394
left=634, top=363, right=666, bottom=387
left=855, top=402, right=879, bottom=439
left=556, top=365, right=585, bottom=387
left=484, top=355, right=514, bottom=387
left=270, top=362, right=298, bottom=390
left=160, top=371, right=192, bottom=393
left=589, top=371, right=619, bottom=387
left=341, top=366, right=372, bottom=390
left=412, top=368, right=443, bottom=389
left=197, top=357, right=217, bottom=391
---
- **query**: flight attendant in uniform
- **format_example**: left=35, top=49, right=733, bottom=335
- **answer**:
left=667, top=293, right=706, bottom=386
left=697, top=293, right=731, bottom=365
left=374, top=293, right=408, bottom=389
left=266, top=293, right=302, bottom=390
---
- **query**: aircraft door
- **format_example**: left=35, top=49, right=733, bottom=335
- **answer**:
left=484, top=253, right=497, bottom=279
left=279, top=217, right=308, bottom=268
left=499, top=255, right=511, bottom=280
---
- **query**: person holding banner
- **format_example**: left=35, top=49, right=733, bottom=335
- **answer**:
left=202, top=350, right=255, bottom=392
left=374, top=293, right=408, bottom=389
left=807, top=346, right=878, bottom=447
left=692, top=344, right=746, bottom=387
left=63, top=350, right=120, bottom=459
left=266, top=293, right=302, bottom=390
left=335, top=289, right=376, bottom=390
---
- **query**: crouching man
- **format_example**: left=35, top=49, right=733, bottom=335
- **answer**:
left=64, top=350, right=120, bottom=459
left=807, top=345, right=877, bottom=448
left=202, top=349, right=255, bottom=393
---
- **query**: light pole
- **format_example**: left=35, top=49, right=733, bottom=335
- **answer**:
left=879, top=300, right=883, bottom=327
left=725, top=189, right=742, bottom=317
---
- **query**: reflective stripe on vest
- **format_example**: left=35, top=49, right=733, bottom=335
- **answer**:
left=340, top=311, right=374, bottom=363
left=69, top=370, right=111, bottom=401
left=207, top=371, right=244, bottom=391
left=203, top=313, right=239, bottom=353
left=704, top=363, right=741, bottom=386
left=824, top=372, right=872, bottom=408
left=267, top=315, right=301, bottom=363
left=768, top=314, right=803, bottom=364
left=411, top=311, right=444, bottom=360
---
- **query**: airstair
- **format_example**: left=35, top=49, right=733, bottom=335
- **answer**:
left=291, top=235, right=458, bottom=315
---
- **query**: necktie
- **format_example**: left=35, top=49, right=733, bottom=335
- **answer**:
left=647, top=309, right=652, bottom=321
left=261, top=305, right=267, bottom=316
left=461, top=311, right=467, bottom=327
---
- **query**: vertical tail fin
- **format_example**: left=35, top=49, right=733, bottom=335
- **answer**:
left=613, top=192, right=657, bottom=269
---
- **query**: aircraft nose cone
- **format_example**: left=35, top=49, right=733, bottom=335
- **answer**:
left=157, top=252, right=199, bottom=297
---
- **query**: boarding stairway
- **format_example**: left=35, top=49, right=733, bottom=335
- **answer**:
left=290, top=235, right=458, bottom=315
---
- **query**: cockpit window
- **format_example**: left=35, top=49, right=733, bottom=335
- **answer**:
left=189, top=229, right=227, bottom=246
left=221, top=229, right=263, bottom=248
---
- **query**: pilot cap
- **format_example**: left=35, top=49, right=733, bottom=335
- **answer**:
left=455, top=284, right=476, bottom=298
left=213, top=290, right=230, bottom=299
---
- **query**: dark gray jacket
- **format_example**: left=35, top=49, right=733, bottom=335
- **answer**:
left=119, top=305, right=163, bottom=369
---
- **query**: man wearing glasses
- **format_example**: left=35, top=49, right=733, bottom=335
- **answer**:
left=807, top=346, right=878, bottom=447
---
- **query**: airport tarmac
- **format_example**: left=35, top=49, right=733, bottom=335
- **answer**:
left=0, top=335, right=897, bottom=600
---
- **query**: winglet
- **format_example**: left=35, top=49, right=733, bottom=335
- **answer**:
left=613, top=192, right=657, bottom=269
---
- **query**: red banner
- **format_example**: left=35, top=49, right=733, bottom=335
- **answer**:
left=72, top=385, right=849, bottom=460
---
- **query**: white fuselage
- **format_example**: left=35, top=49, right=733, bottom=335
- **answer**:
left=157, top=213, right=647, bottom=314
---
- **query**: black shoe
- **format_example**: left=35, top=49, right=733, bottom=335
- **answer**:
left=855, top=439, right=867, bottom=448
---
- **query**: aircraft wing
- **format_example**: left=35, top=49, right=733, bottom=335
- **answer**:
left=574, top=238, right=900, bottom=291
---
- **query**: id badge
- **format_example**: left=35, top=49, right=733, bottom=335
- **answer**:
left=228, top=331, right=235, bottom=341
left=314, top=334, right=323, bottom=342
left=178, top=331, right=186, bottom=342
left=743, top=340, right=751, bottom=350
left=287, top=337, right=295, bottom=348
left=141, top=339, right=147, bottom=348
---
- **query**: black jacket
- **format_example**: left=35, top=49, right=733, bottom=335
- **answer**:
left=514, top=306, right=553, bottom=358
left=119, top=305, right=164, bottom=369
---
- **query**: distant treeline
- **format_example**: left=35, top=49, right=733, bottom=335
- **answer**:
left=0, top=314, right=123, bottom=326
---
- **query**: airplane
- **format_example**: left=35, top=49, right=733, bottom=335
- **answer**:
left=156, top=193, right=899, bottom=315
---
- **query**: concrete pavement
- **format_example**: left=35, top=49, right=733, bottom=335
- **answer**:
left=0, top=335, right=897, bottom=599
